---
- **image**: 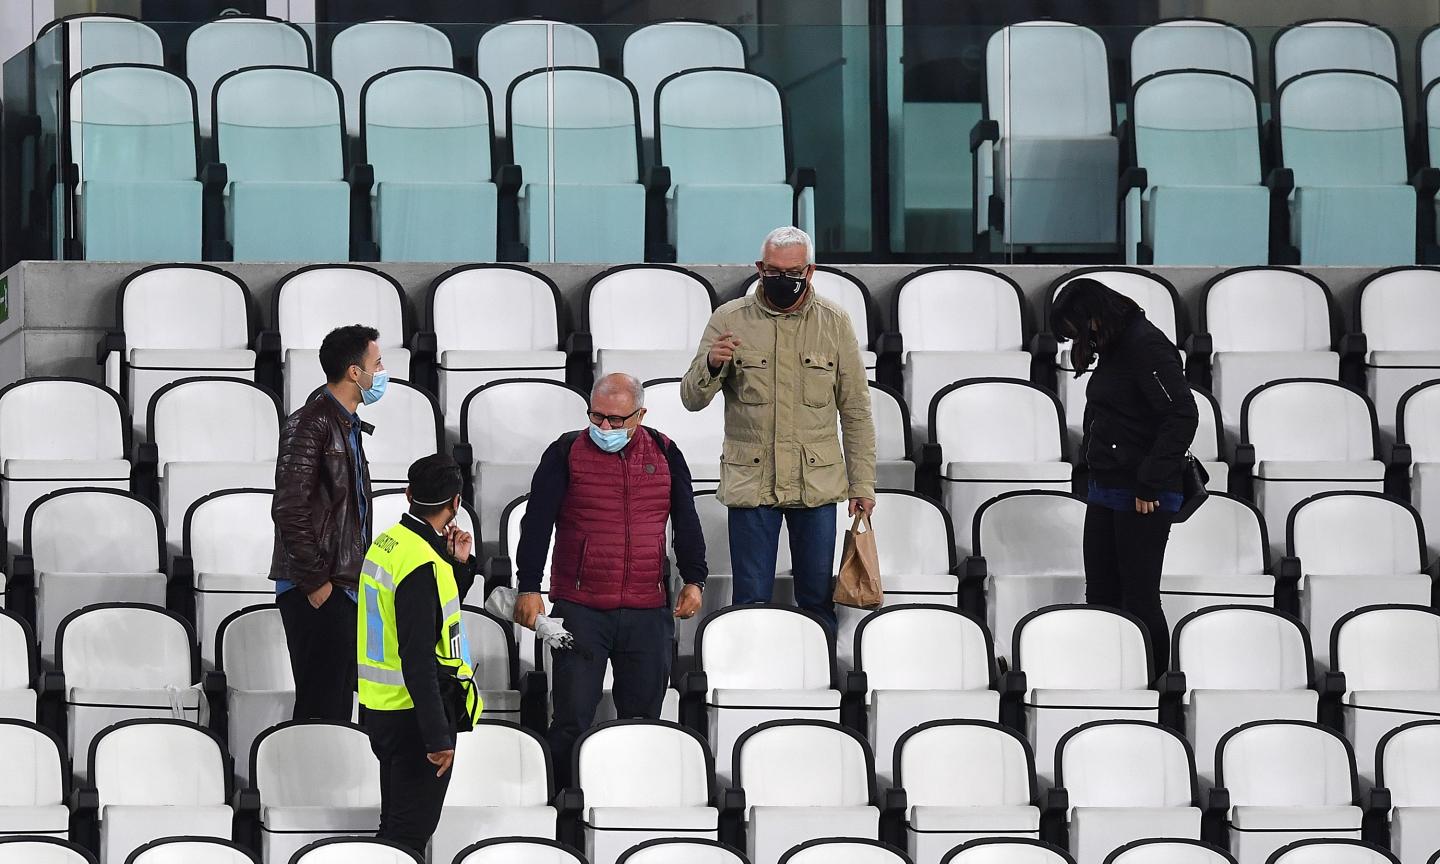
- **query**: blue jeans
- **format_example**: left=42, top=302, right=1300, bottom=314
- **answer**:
left=728, top=504, right=838, bottom=632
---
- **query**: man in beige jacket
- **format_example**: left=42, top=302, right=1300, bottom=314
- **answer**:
left=680, top=226, right=876, bottom=631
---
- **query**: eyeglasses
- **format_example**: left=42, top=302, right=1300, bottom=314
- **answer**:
left=758, top=265, right=809, bottom=279
left=588, top=407, right=642, bottom=428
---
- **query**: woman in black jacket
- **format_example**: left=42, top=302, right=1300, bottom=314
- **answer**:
left=1051, top=278, right=1198, bottom=673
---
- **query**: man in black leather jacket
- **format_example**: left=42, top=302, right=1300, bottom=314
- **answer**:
left=270, top=324, right=383, bottom=721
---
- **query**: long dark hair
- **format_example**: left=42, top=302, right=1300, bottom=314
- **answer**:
left=1049, top=277, right=1142, bottom=377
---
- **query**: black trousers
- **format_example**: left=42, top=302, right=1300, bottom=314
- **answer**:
left=547, top=600, right=674, bottom=789
left=277, top=586, right=357, bottom=722
left=1083, top=504, right=1176, bottom=674
left=365, top=709, right=451, bottom=854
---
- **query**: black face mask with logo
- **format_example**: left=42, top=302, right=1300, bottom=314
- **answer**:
left=761, top=272, right=807, bottom=310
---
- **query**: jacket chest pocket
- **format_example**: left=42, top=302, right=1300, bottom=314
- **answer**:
left=323, top=448, right=350, bottom=481
left=734, top=353, right=773, bottom=405
left=801, top=353, right=837, bottom=408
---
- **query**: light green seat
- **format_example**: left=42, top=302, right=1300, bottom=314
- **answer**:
left=40, top=14, right=163, bottom=73
left=509, top=68, right=644, bottom=263
left=68, top=65, right=202, bottom=261
left=1278, top=71, right=1415, bottom=266
left=364, top=68, right=497, bottom=262
left=1130, top=19, right=1255, bottom=84
left=1127, top=70, right=1267, bottom=265
left=215, top=67, right=349, bottom=262
left=1272, top=20, right=1398, bottom=91
left=332, top=20, right=452, bottom=138
left=977, top=22, right=1118, bottom=249
left=479, top=20, right=598, bottom=140
left=657, top=69, right=807, bottom=265
left=186, top=16, right=312, bottom=137
left=623, top=21, right=746, bottom=141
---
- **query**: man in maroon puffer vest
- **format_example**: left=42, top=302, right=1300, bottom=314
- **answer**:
left=514, top=373, right=707, bottom=786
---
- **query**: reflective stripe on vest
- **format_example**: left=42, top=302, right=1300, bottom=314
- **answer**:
left=357, top=521, right=482, bottom=724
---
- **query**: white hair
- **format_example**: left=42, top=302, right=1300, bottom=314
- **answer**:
left=591, top=373, right=644, bottom=408
left=761, top=226, right=815, bottom=265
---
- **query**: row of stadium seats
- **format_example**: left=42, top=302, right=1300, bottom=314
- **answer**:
left=43, top=15, right=811, bottom=263
left=2, top=602, right=1439, bottom=864
left=5, top=364, right=1434, bottom=575
left=89, top=261, right=1440, bottom=445
left=0, top=836, right=1423, bottom=864
left=976, top=18, right=1440, bottom=265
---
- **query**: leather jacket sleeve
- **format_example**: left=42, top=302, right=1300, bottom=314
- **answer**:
left=272, top=409, right=332, bottom=593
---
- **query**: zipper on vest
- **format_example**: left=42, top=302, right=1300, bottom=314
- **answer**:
left=621, top=449, right=631, bottom=593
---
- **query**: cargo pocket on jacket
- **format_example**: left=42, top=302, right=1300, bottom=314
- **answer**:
left=720, top=440, right=766, bottom=504
left=800, top=439, right=847, bottom=506
left=800, top=353, right=837, bottom=408
left=734, top=354, right=773, bottom=405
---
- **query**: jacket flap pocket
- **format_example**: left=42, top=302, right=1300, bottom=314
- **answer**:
left=722, top=441, right=766, bottom=466
left=801, top=353, right=836, bottom=371
left=736, top=353, right=770, bottom=370
left=802, top=440, right=843, bottom=467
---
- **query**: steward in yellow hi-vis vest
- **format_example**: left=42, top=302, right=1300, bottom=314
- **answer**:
left=356, top=455, right=481, bottom=853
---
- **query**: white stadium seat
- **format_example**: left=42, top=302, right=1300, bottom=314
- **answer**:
left=1212, top=721, right=1361, bottom=864
left=852, top=605, right=999, bottom=787
left=263, top=265, right=411, bottom=415
left=832, top=492, right=959, bottom=667
left=354, top=379, right=442, bottom=492
left=174, top=489, right=274, bottom=666
left=967, top=492, right=1087, bottom=663
left=207, top=605, right=294, bottom=787
left=0, top=719, right=68, bottom=840
left=431, top=720, right=557, bottom=864
left=779, top=838, right=911, bottom=864
left=1160, top=494, right=1272, bottom=626
left=1398, top=381, right=1440, bottom=563
left=585, top=265, right=716, bottom=384
left=1285, top=493, right=1432, bottom=670
left=419, top=265, right=568, bottom=442
left=1237, top=379, right=1383, bottom=560
left=454, top=838, right=586, bottom=864
left=143, top=377, right=279, bottom=556
left=53, top=603, right=199, bottom=783
left=1009, top=606, right=1160, bottom=784
left=288, top=836, right=422, bottom=863
left=126, top=836, right=259, bottom=863
left=1349, top=267, right=1440, bottom=440
left=1371, top=719, right=1440, bottom=864
left=1193, top=268, right=1340, bottom=434
left=242, top=721, right=381, bottom=864
left=683, top=605, right=840, bottom=784
left=458, top=379, right=587, bottom=553
left=77, top=719, right=231, bottom=864
left=940, top=838, right=1075, bottom=864
left=98, top=264, right=257, bottom=439
left=888, top=265, right=1031, bottom=444
left=1266, top=839, right=1398, bottom=864
left=0, top=612, right=36, bottom=720
left=0, top=378, right=130, bottom=561
left=1050, top=720, right=1201, bottom=864
left=1172, top=606, right=1318, bottom=783
left=459, top=608, right=521, bottom=723
left=887, top=719, right=1041, bottom=864
left=1331, top=605, right=1440, bottom=785
left=730, top=720, right=880, bottom=864
left=927, top=380, right=1072, bottom=559
left=14, top=488, right=164, bottom=663
left=1102, top=838, right=1235, bottom=864
left=0, top=837, right=96, bottom=863
left=618, top=838, right=750, bottom=864
left=572, top=719, right=718, bottom=864
left=643, top=379, right=724, bottom=493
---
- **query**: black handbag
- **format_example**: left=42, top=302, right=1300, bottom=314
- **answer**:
left=1173, top=453, right=1209, bottom=523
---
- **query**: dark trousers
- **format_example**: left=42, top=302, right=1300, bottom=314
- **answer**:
left=364, top=709, right=451, bottom=854
left=728, top=504, right=838, bottom=632
left=277, top=586, right=357, bottom=722
left=547, top=600, right=674, bottom=788
left=1083, top=504, right=1176, bottom=674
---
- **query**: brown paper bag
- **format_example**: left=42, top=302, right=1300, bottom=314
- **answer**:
left=834, top=512, right=883, bottom=609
